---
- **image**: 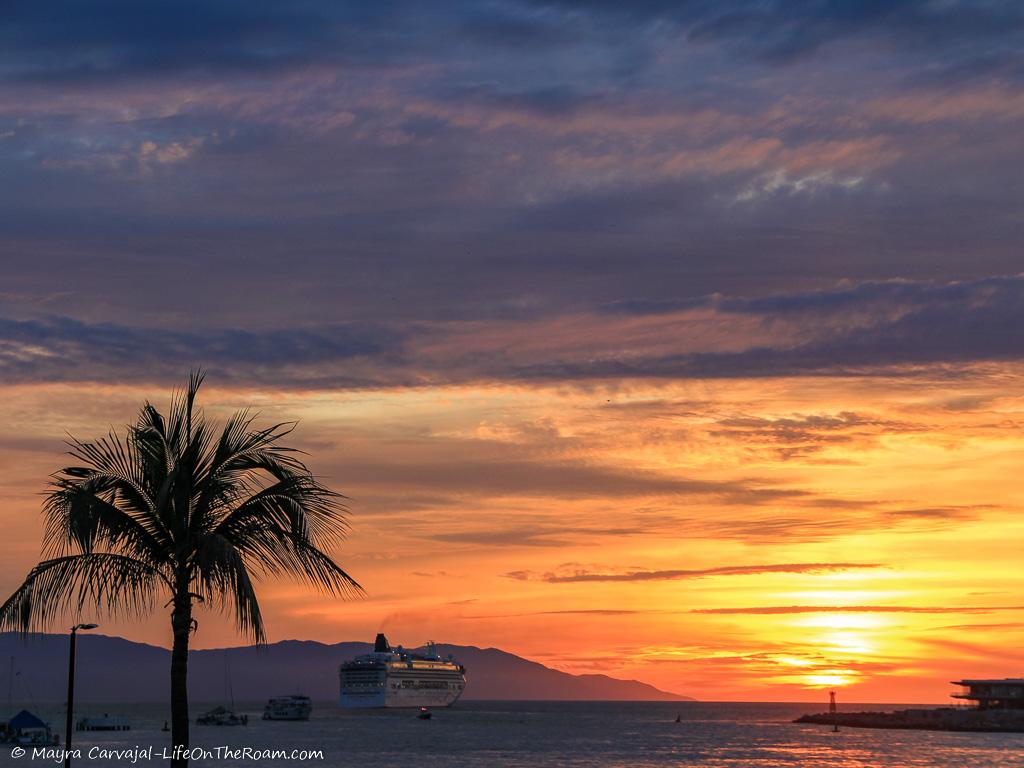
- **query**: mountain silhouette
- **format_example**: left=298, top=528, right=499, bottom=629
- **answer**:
left=0, top=633, right=691, bottom=703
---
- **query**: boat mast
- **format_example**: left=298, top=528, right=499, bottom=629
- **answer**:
left=225, top=652, right=235, bottom=709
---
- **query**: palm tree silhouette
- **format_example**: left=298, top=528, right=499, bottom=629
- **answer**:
left=0, top=373, right=361, bottom=765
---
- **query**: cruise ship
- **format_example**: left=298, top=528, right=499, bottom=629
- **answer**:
left=339, top=634, right=466, bottom=708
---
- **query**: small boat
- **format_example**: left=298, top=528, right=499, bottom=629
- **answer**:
left=77, top=714, right=131, bottom=731
left=263, top=695, right=312, bottom=721
left=3, top=710, right=59, bottom=746
left=417, top=707, right=432, bottom=720
left=196, top=706, right=247, bottom=726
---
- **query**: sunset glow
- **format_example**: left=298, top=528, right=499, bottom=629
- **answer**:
left=4, top=368, right=1024, bottom=702
left=2, top=0, right=1023, bottom=709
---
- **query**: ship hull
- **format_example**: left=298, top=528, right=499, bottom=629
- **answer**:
left=341, top=686, right=464, bottom=709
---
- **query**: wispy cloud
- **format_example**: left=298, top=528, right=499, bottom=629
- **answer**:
left=430, top=526, right=645, bottom=548
left=694, top=605, right=1024, bottom=615
left=6, top=275, right=1024, bottom=387
left=510, top=562, right=884, bottom=583
left=467, top=609, right=643, bottom=619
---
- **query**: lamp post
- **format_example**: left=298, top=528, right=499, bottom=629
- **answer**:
left=64, top=623, right=98, bottom=768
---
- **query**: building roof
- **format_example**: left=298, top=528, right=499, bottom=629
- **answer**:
left=952, top=679, right=1024, bottom=686
left=8, top=710, right=47, bottom=730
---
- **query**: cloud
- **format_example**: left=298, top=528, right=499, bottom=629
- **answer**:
left=537, top=609, right=636, bottom=615
left=915, top=636, right=1024, bottom=665
left=7, top=274, right=1024, bottom=388
left=526, top=275, right=1024, bottom=381
left=883, top=505, right=992, bottom=521
left=530, top=0, right=1024, bottom=64
left=338, top=455, right=807, bottom=505
left=0, top=315, right=408, bottom=387
left=0, top=1, right=442, bottom=84
left=715, top=412, right=894, bottom=432
left=0, top=0, right=1019, bottom=349
left=735, top=169, right=868, bottom=202
left=429, top=526, right=646, bottom=548
left=3, top=1, right=1020, bottom=88
left=466, top=609, right=643, bottom=619
left=521, top=562, right=884, bottom=583
left=606, top=274, right=1024, bottom=319
left=673, top=514, right=870, bottom=544
left=440, top=84, right=608, bottom=118
left=708, top=411, right=917, bottom=459
left=693, top=605, right=1024, bottom=615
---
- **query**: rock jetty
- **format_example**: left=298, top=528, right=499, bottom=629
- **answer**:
left=795, top=707, right=1024, bottom=733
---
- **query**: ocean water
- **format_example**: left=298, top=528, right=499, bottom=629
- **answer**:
left=3, top=701, right=1022, bottom=767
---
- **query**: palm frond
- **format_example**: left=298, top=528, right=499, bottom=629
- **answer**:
left=212, top=475, right=351, bottom=549
left=63, top=433, right=160, bottom=525
left=205, top=416, right=306, bottom=482
left=222, top=521, right=363, bottom=599
left=42, top=476, right=169, bottom=559
left=0, top=554, right=167, bottom=633
left=192, top=534, right=266, bottom=643
left=164, top=370, right=205, bottom=459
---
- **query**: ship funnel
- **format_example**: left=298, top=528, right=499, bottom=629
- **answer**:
left=374, top=633, right=391, bottom=653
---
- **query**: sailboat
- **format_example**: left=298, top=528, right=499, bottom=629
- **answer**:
left=195, top=705, right=246, bottom=727
left=196, top=653, right=247, bottom=726
left=1, top=657, right=58, bottom=746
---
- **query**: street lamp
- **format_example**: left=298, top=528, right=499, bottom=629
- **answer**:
left=64, top=623, right=98, bottom=768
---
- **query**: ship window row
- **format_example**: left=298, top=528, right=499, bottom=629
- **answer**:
left=393, top=681, right=460, bottom=689
left=388, top=663, right=460, bottom=670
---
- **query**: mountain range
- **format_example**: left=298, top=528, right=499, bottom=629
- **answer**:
left=0, top=633, right=690, bottom=703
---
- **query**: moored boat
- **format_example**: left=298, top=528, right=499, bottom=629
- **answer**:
left=77, top=714, right=131, bottom=731
left=198, top=650, right=247, bottom=725
left=2, top=710, right=59, bottom=746
left=196, top=706, right=247, bottom=726
left=263, top=695, right=312, bottom=721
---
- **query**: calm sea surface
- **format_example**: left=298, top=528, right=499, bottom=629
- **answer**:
left=3, top=701, right=1022, bottom=767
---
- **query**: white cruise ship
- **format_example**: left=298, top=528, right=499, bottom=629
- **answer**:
left=339, top=634, right=466, bottom=708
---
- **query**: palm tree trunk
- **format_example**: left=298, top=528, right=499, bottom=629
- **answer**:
left=170, top=588, right=192, bottom=767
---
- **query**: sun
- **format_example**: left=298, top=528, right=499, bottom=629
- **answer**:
left=803, top=672, right=856, bottom=688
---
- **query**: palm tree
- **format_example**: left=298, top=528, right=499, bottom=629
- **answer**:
left=0, top=373, right=361, bottom=766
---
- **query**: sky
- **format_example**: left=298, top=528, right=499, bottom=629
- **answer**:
left=1, top=0, right=1024, bottom=703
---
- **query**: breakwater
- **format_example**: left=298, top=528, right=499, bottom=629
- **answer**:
left=796, top=707, right=1024, bottom=733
